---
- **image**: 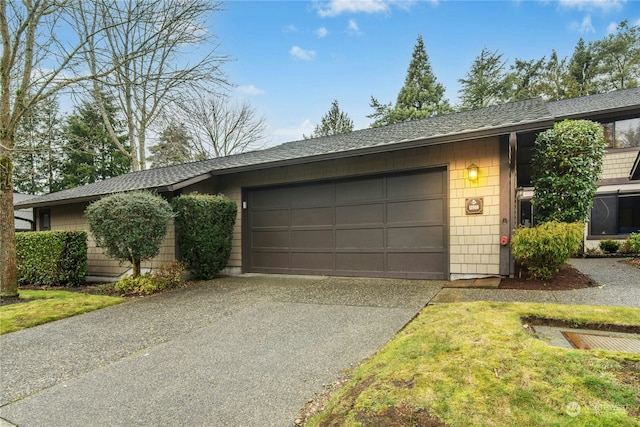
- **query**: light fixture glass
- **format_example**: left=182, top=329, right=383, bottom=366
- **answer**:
left=467, top=163, right=479, bottom=181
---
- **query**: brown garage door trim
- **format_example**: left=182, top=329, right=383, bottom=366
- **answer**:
left=242, top=168, right=448, bottom=280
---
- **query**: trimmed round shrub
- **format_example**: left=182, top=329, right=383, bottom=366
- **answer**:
left=85, top=191, right=174, bottom=277
left=511, top=221, right=584, bottom=280
left=599, top=239, right=620, bottom=253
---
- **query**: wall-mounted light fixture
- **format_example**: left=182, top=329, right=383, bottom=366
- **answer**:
left=467, top=163, right=479, bottom=182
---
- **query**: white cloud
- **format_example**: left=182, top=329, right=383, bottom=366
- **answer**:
left=284, top=24, right=298, bottom=33
left=272, top=119, right=314, bottom=142
left=570, top=15, right=595, bottom=33
left=347, top=19, right=361, bottom=35
left=237, top=85, right=265, bottom=96
left=316, top=27, right=329, bottom=38
left=606, top=21, right=619, bottom=33
left=289, top=45, right=316, bottom=61
left=316, top=0, right=389, bottom=17
left=557, top=0, right=625, bottom=12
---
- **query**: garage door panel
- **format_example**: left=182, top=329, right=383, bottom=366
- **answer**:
left=291, top=183, right=333, bottom=206
left=247, top=168, right=447, bottom=279
left=336, top=228, right=384, bottom=249
left=387, top=253, right=445, bottom=273
left=387, top=226, right=444, bottom=249
left=251, top=209, right=289, bottom=227
left=291, top=207, right=333, bottom=226
left=335, top=177, right=384, bottom=202
left=335, top=253, right=384, bottom=272
left=252, top=252, right=289, bottom=269
left=291, top=230, right=333, bottom=248
left=252, top=231, right=289, bottom=249
left=387, top=171, right=443, bottom=198
left=251, top=188, right=289, bottom=208
left=335, top=204, right=384, bottom=225
left=387, top=199, right=444, bottom=223
left=290, top=253, right=333, bottom=270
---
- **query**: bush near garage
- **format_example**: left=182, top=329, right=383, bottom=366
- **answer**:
left=16, top=231, right=88, bottom=286
left=114, top=261, right=187, bottom=296
left=599, top=239, right=621, bottom=253
left=511, top=221, right=584, bottom=280
left=629, top=232, right=640, bottom=253
left=85, top=191, right=174, bottom=278
left=172, top=194, right=237, bottom=280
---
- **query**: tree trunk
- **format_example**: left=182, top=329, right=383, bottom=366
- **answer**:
left=132, top=258, right=141, bottom=278
left=0, top=153, right=18, bottom=298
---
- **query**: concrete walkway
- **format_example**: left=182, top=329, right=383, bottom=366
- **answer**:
left=0, top=275, right=443, bottom=427
left=430, top=258, right=640, bottom=307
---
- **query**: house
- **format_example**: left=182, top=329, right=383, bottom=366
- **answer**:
left=13, top=193, right=35, bottom=232
left=15, top=88, right=640, bottom=281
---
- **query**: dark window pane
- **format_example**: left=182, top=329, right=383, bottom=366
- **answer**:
left=618, top=195, right=640, bottom=234
left=591, top=195, right=617, bottom=235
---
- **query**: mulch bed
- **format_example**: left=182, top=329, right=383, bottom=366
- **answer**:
left=500, top=263, right=598, bottom=290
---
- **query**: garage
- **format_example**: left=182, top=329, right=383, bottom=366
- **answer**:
left=244, top=168, right=448, bottom=279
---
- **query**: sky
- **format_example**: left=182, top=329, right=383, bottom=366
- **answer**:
left=207, top=0, right=639, bottom=146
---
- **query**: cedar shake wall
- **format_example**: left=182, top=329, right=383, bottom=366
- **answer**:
left=601, top=149, right=639, bottom=180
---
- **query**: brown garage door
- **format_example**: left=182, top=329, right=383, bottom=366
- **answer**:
left=245, top=168, right=447, bottom=279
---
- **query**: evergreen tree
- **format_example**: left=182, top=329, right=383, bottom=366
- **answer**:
left=58, top=95, right=130, bottom=190
left=537, top=50, right=569, bottom=101
left=458, top=48, right=509, bottom=110
left=149, top=122, right=195, bottom=167
left=566, top=38, right=597, bottom=97
left=507, top=58, right=545, bottom=101
left=369, top=35, right=451, bottom=127
left=304, top=100, right=354, bottom=139
left=591, top=20, right=640, bottom=91
left=13, top=98, right=62, bottom=194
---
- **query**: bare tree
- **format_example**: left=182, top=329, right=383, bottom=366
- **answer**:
left=175, top=95, right=269, bottom=158
left=0, top=0, right=226, bottom=297
left=81, top=0, right=229, bottom=171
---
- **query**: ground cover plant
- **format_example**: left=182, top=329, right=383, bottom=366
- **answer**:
left=305, top=302, right=640, bottom=426
left=0, top=290, right=123, bottom=335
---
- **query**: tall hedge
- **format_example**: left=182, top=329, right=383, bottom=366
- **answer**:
left=16, top=231, right=88, bottom=286
left=172, top=194, right=237, bottom=280
left=532, top=120, right=606, bottom=223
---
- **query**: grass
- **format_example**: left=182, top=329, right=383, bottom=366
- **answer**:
left=307, top=302, right=640, bottom=426
left=0, top=290, right=124, bottom=335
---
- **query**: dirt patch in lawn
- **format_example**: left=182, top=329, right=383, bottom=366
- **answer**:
left=499, top=263, right=597, bottom=290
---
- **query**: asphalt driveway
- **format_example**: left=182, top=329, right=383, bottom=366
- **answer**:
left=0, top=275, right=444, bottom=427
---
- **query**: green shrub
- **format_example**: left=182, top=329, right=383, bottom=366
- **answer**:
left=114, top=275, right=159, bottom=295
left=599, top=239, right=620, bottom=253
left=172, top=194, right=237, bottom=280
left=114, top=262, right=187, bottom=296
left=16, top=231, right=88, bottom=286
left=629, top=232, right=640, bottom=253
left=85, top=191, right=174, bottom=277
left=532, top=120, right=606, bottom=223
left=511, top=222, right=584, bottom=280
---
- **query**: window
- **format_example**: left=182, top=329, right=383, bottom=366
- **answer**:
left=39, top=209, right=51, bottom=231
left=590, top=194, right=640, bottom=236
left=602, top=118, right=640, bottom=149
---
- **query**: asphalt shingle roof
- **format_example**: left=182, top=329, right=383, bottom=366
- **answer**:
left=15, top=88, right=640, bottom=208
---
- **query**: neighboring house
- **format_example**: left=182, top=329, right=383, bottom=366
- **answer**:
left=15, top=87, right=640, bottom=281
left=13, top=193, right=35, bottom=232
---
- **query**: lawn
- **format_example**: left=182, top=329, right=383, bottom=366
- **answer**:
left=306, top=302, right=640, bottom=426
left=0, top=290, right=124, bottom=335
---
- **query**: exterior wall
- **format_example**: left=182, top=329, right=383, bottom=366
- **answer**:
left=47, top=202, right=176, bottom=280
left=601, top=149, right=639, bottom=180
left=185, top=137, right=502, bottom=280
